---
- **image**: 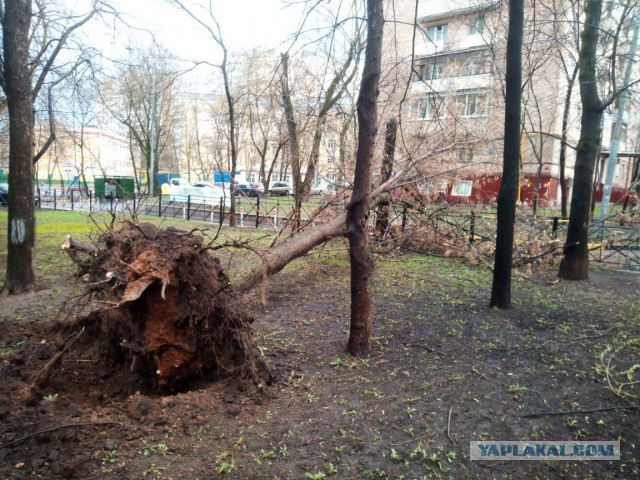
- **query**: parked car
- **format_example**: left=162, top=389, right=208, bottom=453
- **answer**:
left=234, top=182, right=260, bottom=197
left=0, top=183, right=8, bottom=205
left=37, top=182, right=56, bottom=197
left=190, top=182, right=228, bottom=204
left=249, top=182, right=264, bottom=193
left=269, top=181, right=293, bottom=196
left=310, top=186, right=325, bottom=196
left=0, top=182, right=40, bottom=205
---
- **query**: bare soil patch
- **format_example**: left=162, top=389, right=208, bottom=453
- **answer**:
left=1, top=248, right=639, bottom=479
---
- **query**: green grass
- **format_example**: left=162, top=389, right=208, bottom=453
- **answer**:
left=0, top=209, right=276, bottom=286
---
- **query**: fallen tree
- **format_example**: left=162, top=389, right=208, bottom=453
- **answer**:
left=62, top=221, right=272, bottom=391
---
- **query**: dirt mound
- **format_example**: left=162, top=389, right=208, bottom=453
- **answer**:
left=65, top=221, right=272, bottom=392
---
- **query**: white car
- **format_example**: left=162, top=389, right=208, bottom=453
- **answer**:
left=169, top=181, right=230, bottom=206
left=269, top=181, right=293, bottom=196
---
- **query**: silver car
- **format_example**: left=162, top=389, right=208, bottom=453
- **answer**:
left=269, top=181, right=293, bottom=196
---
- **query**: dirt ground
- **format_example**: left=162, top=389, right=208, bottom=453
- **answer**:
left=1, top=249, right=639, bottom=479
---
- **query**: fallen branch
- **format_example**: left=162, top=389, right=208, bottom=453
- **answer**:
left=537, top=328, right=615, bottom=348
left=389, top=433, right=435, bottom=446
left=522, top=405, right=639, bottom=418
left=403, top=343, right=447, bottom=357
left=0, top=421, right=119, bottom=449
left=29, top=328, right=85, bottom=390
left=447, top=406, right=455, bottom=444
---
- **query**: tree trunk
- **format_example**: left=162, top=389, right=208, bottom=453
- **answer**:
left=490, top=0, right=524, bottom=309
left=559, top=0, right=604, bottom=280
left=234, top=212, right=349, bottom=294
left=280, top=53, right=302, bottom=226
left=346, top=0, right=383, bottom=356
left=559, top=64, right=579, bottom=219
left=375, top=118, right=397, bottom=237
left=2, top=0, right=36, bottom=294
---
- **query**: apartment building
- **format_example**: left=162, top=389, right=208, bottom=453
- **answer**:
left=383, top=0, right=639, bottom=207
left=35, top=124, right=132, bottom=189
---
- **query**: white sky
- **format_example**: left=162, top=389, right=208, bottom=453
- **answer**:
left=103, top=0, right=305, bottom=62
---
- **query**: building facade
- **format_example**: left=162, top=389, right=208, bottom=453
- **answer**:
left=382, top=0, right=639, bottom=208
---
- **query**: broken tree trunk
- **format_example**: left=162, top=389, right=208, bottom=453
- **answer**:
left=234, top=211, right=349, bottom=293
left=233, top=170, right=404, bottom=295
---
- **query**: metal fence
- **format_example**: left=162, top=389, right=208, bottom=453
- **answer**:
left=386, top=204, right=640, bottom=271
left=36, top=189, right=328, bottom=231
left=35, top=189, right=640, bottom=271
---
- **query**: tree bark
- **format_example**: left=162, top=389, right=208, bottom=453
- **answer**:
left=490, top=0, right=524, bottom=309
left=559, top=0, right=604, bottom=280
left=375, top=118, right=397, bottom=237
left=234, top=211, right=349, bottom=294
left=346, top=0, right=383, bottom=356
left=2, top=0, right=36, bottom=294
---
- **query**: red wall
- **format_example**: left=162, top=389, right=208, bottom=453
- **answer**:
left=445, top=173, right=562, bottom=205
left=592, top=184, right=628, bottom=204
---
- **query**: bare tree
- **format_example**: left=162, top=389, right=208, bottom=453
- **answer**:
left=168, top=0, right=241, bottom=226
left=346, top=0, right=383, bottom=355
left=1, top=0, right=101, bottom=294
left=100, top=46, right=178, bottom=195
left=280, top=42, right=361, bottom=204
left=490, top=0, right=524, bottom=308
left=558, top=0, right=640, bottom=279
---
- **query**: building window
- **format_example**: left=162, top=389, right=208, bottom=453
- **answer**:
left=427, top=63, right=444, bottom=79
left=469, top=17, right=484, bottom=36
left=415, top=62, right=444, bottom=81
left=451, top=180, right=473, bottom=197
left=427, top=24, right=448, bottom=43
left=458, top=150, right=473, bottom=163
left=327, top=138, right=337, bottom=149
left=411, top=93, right=443, bottom=119
left=462, top=59, right=483, bottom=76
left=455, top=90, right=486, bottom=116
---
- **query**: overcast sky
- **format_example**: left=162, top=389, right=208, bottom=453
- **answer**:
left=103, top=0, right=306, bottom=62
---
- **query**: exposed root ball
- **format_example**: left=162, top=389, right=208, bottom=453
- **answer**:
left=74, top=222, right=272, bottom=391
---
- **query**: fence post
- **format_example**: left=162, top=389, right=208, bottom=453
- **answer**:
left=600, top=220, right=605, bottom=262
left=53, top=190, right=57, bottom=210
left=255, top=196, right=261, bottom=228
left=133, top=193, right=136, bottom=213
left=219, top=200, right=224, bottom=226
left=552, top=217, right=559, bottom=239
left=187, top=195, right=191, bottom=220
left=110, top=195, right=114, bottom=212
left=469, top=211, right=476, bottom=244
left=158, top=193, right=162, bottom=217
left=70, top=190, right=74, bottom=211
left=89, top=191, right=92, bottom=212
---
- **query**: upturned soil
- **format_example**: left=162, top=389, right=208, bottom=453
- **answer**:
left=1, top=245, right=639, bottom=479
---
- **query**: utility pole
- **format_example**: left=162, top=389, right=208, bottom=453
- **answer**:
left=149, top=74, right=156, bottom=196
left=600, top=15, right=640, bottom=219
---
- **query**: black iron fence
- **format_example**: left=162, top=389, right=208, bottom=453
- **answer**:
left=36, top=189, right=328, bottom=230
left=380, top=204, right=640, bottom=271
left=35, top=189, right=640, bottom=271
